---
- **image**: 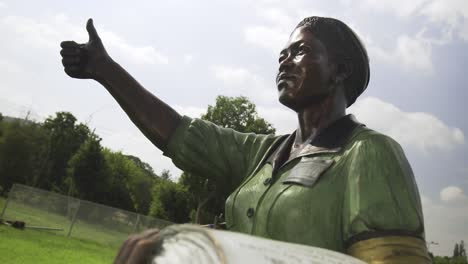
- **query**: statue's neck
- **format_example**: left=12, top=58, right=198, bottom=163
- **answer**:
left=295, top=91, right=346, bottom=146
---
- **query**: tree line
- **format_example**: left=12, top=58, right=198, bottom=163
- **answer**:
left=432, top=241, right=467, bottom=263
left=0, top=95, right=274, bottom=225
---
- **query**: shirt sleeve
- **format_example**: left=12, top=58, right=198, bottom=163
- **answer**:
left=342, top=131, right=425, bottom=246
left=163, top=116, right=281, bottom=190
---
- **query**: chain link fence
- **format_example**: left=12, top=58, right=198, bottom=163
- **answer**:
left=0, top=184, right=172, bottom=247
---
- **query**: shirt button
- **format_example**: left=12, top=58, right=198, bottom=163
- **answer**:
left=246, top=208, right=254, bottom=218
left=263, top=177, right=272, bottom=186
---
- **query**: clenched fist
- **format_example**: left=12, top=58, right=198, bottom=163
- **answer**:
left=60, top=18, right=110, bottom=79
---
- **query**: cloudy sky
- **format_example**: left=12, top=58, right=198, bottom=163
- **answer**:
left=0, top=0, right=466, bottom=256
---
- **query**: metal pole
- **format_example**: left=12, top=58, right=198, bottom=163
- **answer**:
left=0, top=193, right=11, bottom=220
left=67, top=200, right=80, bottom=237
left=133, top=214, right=141, bottom=234
left=0, top=185, right=15, bottom=220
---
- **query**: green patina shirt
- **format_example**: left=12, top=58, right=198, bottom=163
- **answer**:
left=164, top=114, right=425, bottom=253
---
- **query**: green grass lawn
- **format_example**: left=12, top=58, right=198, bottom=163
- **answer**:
left=0, top=196, right=169, bottom=248
left=2, top=200, right=133, bottom=247
left=0, top=195, right=171, bottom=263
left=0, top=196, right=118, bottom=263
left=0, top=224, right=117, bottom=264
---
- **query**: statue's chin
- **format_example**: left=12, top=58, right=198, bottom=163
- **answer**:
left=277, top=82, right=303, bottom=111
left=278, top=92, right=299, bottom=111
left=279, top=91, right=332, bottom=113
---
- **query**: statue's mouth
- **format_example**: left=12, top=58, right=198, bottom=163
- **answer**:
left=277, top=73, right=297, bottom=90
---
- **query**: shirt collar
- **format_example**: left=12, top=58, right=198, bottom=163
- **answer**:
left=267, top=114, right=363, bottom=172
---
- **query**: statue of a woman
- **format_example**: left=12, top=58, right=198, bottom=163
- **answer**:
left=60, top=17, right=431, bottom=263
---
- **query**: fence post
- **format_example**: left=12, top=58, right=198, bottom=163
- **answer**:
left=67, top=200, right=80, bottom=237
left=133, top=214, right=141, bottom=234
left=0, top=192, right=11, bottom=220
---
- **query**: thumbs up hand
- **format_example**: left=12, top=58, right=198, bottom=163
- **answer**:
left=60, top=19, right=110, bottom=79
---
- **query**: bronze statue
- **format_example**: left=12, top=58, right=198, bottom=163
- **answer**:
left=61, top=17, right=431, bottom=263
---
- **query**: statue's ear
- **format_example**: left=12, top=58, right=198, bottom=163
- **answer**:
left=334, top=59, right=353, bottom=83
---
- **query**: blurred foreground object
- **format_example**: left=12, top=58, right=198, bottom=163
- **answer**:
left=150, top=224, right=365, bottom=264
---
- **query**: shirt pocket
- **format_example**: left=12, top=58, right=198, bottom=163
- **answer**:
left=282, top=156, right=334, bottom=187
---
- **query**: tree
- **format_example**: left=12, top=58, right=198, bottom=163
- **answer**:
left=179, top=172, right=217, bottom=223
left=42, top=112, right=90, bottom=192
left=125, top=155, right=158, bottom=179
left=181, top=95, right=276, bottom=223
left=124, top=160, right=155, bottom=214
left=66, top=134, right=107, bottom=202
left=0, top=110, right=162, bottom=218
left=103, top=150, right=155, bottom=213
left=160, top=169, right=171, bottom=181
left=455, top=243, right=461, bottom=257
left=0, top=118, right=49, bottom=192
left=447, top=241, right=468, bottom=264
left=201, top=95, right=275, bottom=134
left=149, top=179, right=193, bottom=223
left=100, top=149, right=135, bottom=211
left=67, top=135, right=158, bottom=219
left=461, top=241, right=467, bottom=258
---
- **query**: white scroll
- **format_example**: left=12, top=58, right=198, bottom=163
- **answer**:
left=151, top=225, right=365, bottom=264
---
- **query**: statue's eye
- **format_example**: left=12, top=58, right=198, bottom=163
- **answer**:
left=297, top=45, right=311, bottom=55
left=278, top=53, right=287, bottom=63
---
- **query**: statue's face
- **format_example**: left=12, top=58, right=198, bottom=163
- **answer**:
left=276, top=26, right=336, bottom=111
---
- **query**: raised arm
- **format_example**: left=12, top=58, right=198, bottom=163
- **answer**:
left=60, top=18, right=181, bottom=151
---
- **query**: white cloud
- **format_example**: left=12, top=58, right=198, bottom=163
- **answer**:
left=257, top=7, right=297, bottom=27
left=243, top=7, right=316, bottom=54
left=211, top=65, right=277, bottom=104
left=362, top=0, right=429, bottom=17
left=364, top=30, right=434, bottom=74
left=0, top=98, right=45, bottom=122
left=422, top=0, right=468, bottom=41
left=100, top=31, right=168, bottom=65
left=461, top=19, right=468, bottom=41
left=0, top=59, right=22, bottom=74
left=440, top=186, right=468, bottom=202
left=421, top=0, right=468, bottom=26
left=362, top=0, right=468, bottom=42
left=394, top=35, right=433, bottom=73
left=257, top=106, right=296, bottom=134
left=244, top=25, right=289, bottom=54
left=173, top=105, right=206, bottom=118
left=2, top=15, right=65, bottom=49
left=422, top=194, right=468, bottom=256
left=360, top=0, right=468, bottom=73
left=0, top=2, right=5, bottom=8
left=1, top=14, right=168, bottom=65
left=213, top=66, right=254, bottom=83
left=349, top=97, right=465, bottom=152
left=183, top=54, right=195, bottom=65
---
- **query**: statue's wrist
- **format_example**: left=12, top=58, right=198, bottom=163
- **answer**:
left=93, top=55, right=116, bottom=83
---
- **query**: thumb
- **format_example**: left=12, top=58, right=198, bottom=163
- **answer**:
left=86, top=18, right=100, bottom=41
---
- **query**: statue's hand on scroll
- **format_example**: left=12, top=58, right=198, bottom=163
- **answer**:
left=114, top=229, right=161, bottom=264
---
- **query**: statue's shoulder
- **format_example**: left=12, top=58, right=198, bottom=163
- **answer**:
left=346, top=123, right=405, bottom=157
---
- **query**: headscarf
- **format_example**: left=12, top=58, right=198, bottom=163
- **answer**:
left=296, top=17, right=370, bottom=107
